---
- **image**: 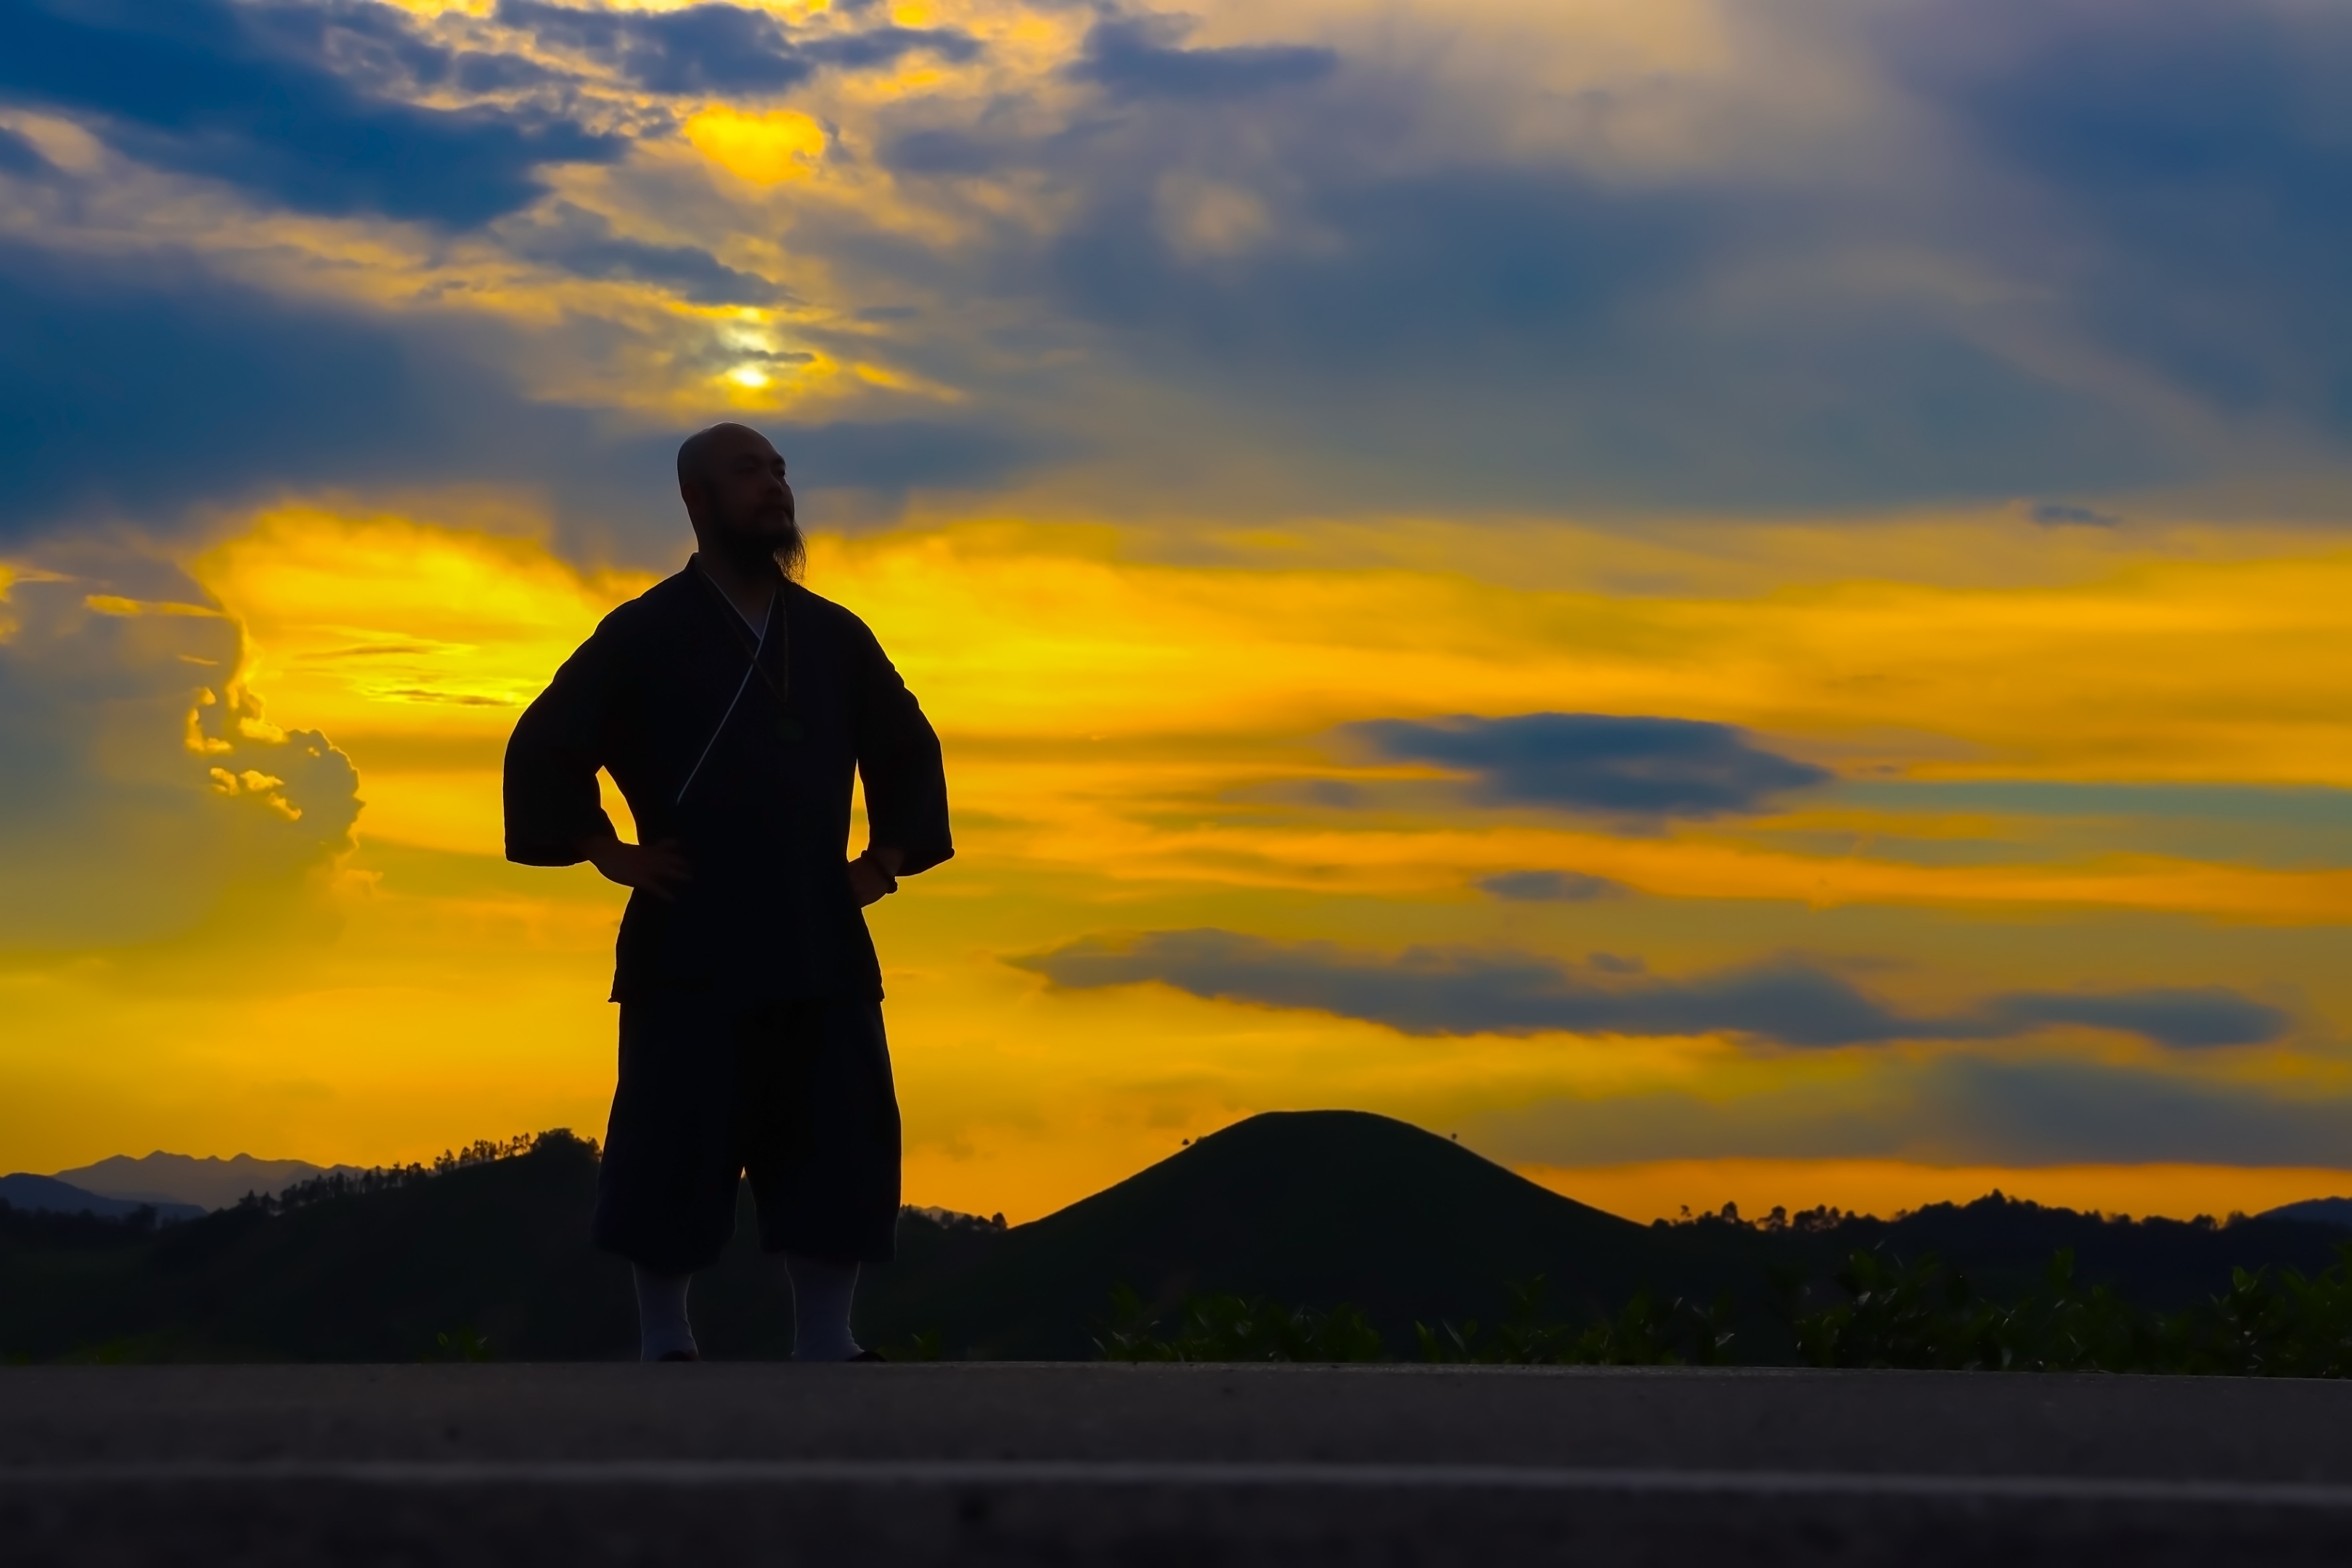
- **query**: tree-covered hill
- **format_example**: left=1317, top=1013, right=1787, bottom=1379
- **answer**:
left=865, top=1109, right=1781, bottom=1358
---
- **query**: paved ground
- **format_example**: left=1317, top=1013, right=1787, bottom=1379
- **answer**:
left=8, top=1363, right=2352, bottom=1564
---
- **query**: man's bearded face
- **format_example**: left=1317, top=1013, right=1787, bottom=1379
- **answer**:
left=695, top=432, right=802, bottom=572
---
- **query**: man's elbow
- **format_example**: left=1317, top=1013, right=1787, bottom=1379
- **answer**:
left=505, top=836, right=587, bottom=868
left=894, top=840, right=954, bottom=878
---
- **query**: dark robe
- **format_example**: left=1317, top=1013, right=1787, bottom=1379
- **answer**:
left=503, top=560, right=951, bottom=1006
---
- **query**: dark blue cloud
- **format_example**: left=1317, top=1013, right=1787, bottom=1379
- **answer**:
left=12, top=0, right=2337, bottom=528
left=0, top=240, right=557, bottom=528
left=1021, top=151, right=2188, bottom=511
left=0, top=127, right=49, bottom=180
left=1050, top=166, right=1699, bottom=376
left=1936, top=1057, right=2332, bottom=1164
left=830, top=0, right=2347, bottom=515
left=1070, top=16, right=1337, bottom=101
left=1010, top=929, right=2292, bottom=1051
left=1474, top=1055, right=2352, bottom=1167
left=444, top=49, right=564, bottom=94
left=1345, top=713, right=1831, bottom=821
left=1879, top=0, right=2352, bottom=435
left=1477, top=870, right=1628, bottom=902
left=0, top=241, right=1042, bottom=545
left=496, top=1, right=977, bottom=95
left=497, top=0, right=808, bottom=94
left=236, top=0, right=456, bottom=95
left=1992, top=988, right=2287, bottom=1051
left=881, top=127, right=1015, bottom=177
left=498, top=203, right=783, bottom=306
left=2023, top=500, right=2123, bottom=528
left=801, top=25, right=980, bottom=71
left=1015, top=929, right=1914, bottom=1046
left=0, top=0, right=621, bottom=226
left=775, top=417, right=1045, bottom=496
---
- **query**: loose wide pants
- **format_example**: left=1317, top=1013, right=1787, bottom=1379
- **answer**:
left=592, top=993, right=901, bottom=1275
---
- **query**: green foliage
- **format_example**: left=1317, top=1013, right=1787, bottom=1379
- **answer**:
left=1091, top=1276, right=1729, bottom=1366
left=1086, top=1250, right=2352, bottom=1377
left=57, top=1334, right=171, bottom=1365
left=2184, top=1260, right=2352, bottom=1377
left=424, top=1327, right=494, bottom=1363
left=1794, top=1246, right=2013, bottom=1371
left=1792, top=1243, right=2352, bottom=1376
left=1415, top=1276, right=1734, bottom=1366
left=1095, top=1284, right=1387, bottom=1363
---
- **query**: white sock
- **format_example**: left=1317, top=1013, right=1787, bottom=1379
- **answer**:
left=633, top=1267, right=698, bottom=1362
left=785, top=1252, right=863, bottom=1361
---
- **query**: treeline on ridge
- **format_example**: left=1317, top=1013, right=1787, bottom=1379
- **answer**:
left=4, top=1115, right=2348, bottom=1371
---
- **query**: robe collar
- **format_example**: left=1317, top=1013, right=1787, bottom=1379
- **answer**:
left=686, top=554, right=791, bottom=706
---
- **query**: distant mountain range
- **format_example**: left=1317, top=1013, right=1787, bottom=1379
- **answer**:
left=7, top=1110, right=2352, bottom=1364
left=36, top=1137, right=2352, bottom=1231
left=0, top=1174, right=205, bottom=1224
left=46, top=1151, right=364, bottom=1210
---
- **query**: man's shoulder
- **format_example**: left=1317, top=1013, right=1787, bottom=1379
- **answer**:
left=783, top=580, right=880, bottom=644
left=589, top=566, right=701, bottom=641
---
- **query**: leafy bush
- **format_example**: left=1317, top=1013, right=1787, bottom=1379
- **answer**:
left=1792, top=1243, right=2352, bottom=1376
left=1092, top=1276, right=1728, bottom=1366
left=1087, top=1249, right=2352, bottom=1376
left=423, top=1327, right=494, bottom=1363
left=1095, top=1284, right=1387, bottom=1363
left=1416, top=1276, right=1734, bottom=1366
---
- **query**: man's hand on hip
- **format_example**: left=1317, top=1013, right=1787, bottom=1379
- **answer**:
left=847, top=846, right=904, bottom=908
left=583, top=835, right=693, bottom=901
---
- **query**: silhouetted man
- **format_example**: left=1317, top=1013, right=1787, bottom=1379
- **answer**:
left=504, top=423, right=951, bottom=1361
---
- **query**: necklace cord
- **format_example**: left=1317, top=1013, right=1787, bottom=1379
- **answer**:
left=674, top=600, right=770, bottom=807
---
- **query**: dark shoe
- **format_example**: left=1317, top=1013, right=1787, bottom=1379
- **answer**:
left=849, top=1349, right=887, bottom=1363
left=656, top=1349, right=701, bottom=1363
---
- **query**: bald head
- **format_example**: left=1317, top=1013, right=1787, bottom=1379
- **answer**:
left=677, top=422, right=803, bottom=577
left=677, top=422, right=769, bottom=490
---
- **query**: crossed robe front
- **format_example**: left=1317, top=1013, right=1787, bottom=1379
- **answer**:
left=502, top=559, right=952, bottom=1005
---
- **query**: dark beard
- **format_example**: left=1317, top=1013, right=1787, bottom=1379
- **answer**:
left=709, top=510, right=807, bottom=581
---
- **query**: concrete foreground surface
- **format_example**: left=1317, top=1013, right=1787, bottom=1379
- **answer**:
left=7, top=1363, right=2352, bottom=1565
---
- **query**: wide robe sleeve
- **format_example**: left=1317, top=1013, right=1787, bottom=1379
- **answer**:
left=850, top=618, right=952, bottom=876
left=504, top=626, right=620, bottom=867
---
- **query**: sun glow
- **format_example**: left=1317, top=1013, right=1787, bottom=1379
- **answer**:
left=684, top=107, right=829, bottom=184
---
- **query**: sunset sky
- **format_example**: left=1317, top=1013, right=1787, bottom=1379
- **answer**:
left=3, top=0, right=2350, bottom=1224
